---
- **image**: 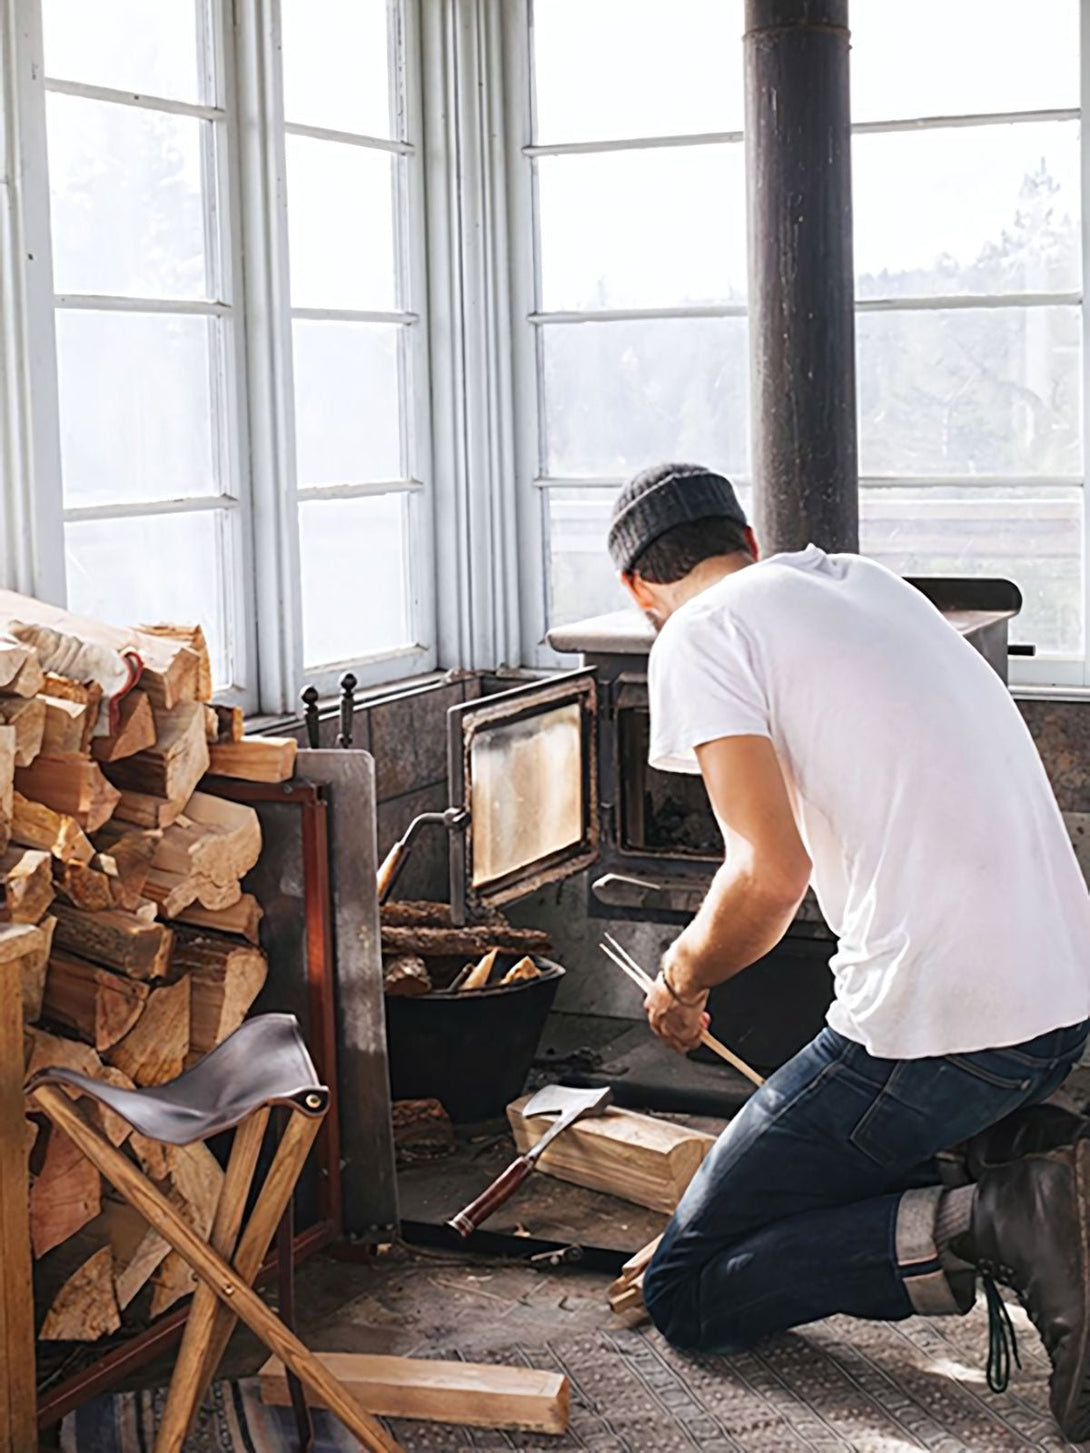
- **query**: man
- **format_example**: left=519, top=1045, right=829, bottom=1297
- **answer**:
left=607, top=461, right=1090, bottom=1440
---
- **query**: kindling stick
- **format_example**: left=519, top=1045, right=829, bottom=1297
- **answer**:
left=600, top=935, right=765, bottom=1088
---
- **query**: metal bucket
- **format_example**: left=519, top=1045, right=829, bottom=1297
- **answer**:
left=384, top=954, right=565, bottom=1123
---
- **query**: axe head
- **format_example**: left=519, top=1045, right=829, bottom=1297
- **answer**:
left=523, top=1083, right=613, bottom=1121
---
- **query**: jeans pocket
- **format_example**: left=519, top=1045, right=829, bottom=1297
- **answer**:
left=944, top=1052, right=1035, bottom=1092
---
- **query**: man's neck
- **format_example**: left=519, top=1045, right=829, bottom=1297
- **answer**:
left=668, top=552, right=753, bottom=613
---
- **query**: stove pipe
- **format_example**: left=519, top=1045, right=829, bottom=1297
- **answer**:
left=744, top=0, right=859, bottom=555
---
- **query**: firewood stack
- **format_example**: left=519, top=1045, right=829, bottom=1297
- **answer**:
left=0, top=589, right=298, bottom=1344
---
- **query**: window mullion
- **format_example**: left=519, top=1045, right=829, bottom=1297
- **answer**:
left=1079, top=0, right=1090, bottom=684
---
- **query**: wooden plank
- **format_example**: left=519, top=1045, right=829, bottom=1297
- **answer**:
left=0, top=948, right=37, bottom=1448
left=9, top=791, right=93, bottom=863
left=0, top=697, right=45, bottom=768
left=207, top=736, right=298, bottom=783
left=103, top=703, right=209, bottom=808
left=259, top=1353, right=569, bottom=1434
left=91, top=689, right=155, bottom=763
left=13, top=753, right=120, bottom=832
left=507, top=1097, right=715, bottom=1215
left=0, top=589, right=199, bottom=710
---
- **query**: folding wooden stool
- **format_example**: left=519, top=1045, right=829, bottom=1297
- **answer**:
left=27, top=1012, right=400, bottom=1453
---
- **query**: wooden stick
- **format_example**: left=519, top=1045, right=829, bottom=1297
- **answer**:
left=30, top=1088, right=399, bottom=1453
left=600, top=936, right=764, bottom=1088
left=0, top=953, right=36, bottom=1451
left=158, top=1109, right=269, bottom=1449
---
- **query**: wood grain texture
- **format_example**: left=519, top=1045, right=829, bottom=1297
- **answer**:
left=0, top=950, right=37, bottom=1448
left=207, top=736, right=297, bottom=783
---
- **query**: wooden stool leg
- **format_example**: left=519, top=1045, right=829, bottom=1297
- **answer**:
left=156, top=1108, right=269, bottom=1451
left=0, top=957, right=36, bottom=1453
left=31, top=1090, right=399, bottom=1451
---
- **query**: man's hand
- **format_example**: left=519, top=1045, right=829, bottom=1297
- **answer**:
left=644, top=972, right=709, bottom=1055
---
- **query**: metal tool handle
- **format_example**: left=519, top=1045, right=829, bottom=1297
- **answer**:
left=446, top=1154, right=535, bottom=1238
left=376, top=837, right=410, bottom=903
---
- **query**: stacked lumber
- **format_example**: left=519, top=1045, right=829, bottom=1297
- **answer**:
left=0, top=593, right=280, bottom=1343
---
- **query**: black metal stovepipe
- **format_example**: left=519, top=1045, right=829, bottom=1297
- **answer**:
left=744, top=0, right=859, bottom=556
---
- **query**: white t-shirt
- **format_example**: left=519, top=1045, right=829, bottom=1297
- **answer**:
left=647, top=545, right=1090, bottom=1059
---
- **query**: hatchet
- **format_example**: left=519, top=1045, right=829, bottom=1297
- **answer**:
left=446, top=1083, right=613, bottom=1238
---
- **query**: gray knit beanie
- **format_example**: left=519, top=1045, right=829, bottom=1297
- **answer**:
left=607, top=462, right=748, bottom=574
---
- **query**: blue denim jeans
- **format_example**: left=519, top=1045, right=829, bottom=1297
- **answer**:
left=644, top=1020, right=1090, bottom=1351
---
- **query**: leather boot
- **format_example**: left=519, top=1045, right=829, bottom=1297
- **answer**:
left=952, top=1133, right=1090, bottom=1441
left=959, top=1103, right=1087, bottom=1182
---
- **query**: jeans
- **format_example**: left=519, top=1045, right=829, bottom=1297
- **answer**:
left=644, top=1019, right=1090, bottom=1352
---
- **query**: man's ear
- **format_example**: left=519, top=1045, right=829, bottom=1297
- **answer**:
left=621, top=571, right=656, bottom=609
left=744, top=526, right=760, bottom=562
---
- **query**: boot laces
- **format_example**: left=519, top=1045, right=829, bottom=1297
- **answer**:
left=983, top=1274, right=1021, bottom=1394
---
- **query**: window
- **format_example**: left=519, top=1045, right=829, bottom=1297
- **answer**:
left=20, top=0, right=433, bottom=711
left=521, top=0, right=749, bottom=647
left=851, top=0, right=1084, bottom=679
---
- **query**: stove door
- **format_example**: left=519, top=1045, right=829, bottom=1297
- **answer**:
left=448, top=670, right=598, bottom=919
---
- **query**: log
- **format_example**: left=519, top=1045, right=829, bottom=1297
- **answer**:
left=51, top=903, right=173, bottom=981
left=0, top=631, right=34, bottom=690
left=106, top=975, right=190, bottom=1085
left=100, top=1199, right=172, bottom=1309
left=20, top=914, right=54, bottom=1021
left=8, top=651, right=44, bottom=697
left=207, top=735, right=297, bottom=784
left=172, top=932, right=267, bottom=1061
left=0, top=694, right=45, bottom=766
left=211, top=703, right=244, bottom=743
left=38, top=1242, right=120, bottom=1341
left=607, top=1234, right=661, bottom=1318
left=383, top=954, right=431, bottom=997
left=30, top=1123, right=101, bottom=1256
left=0, top=919, right=47, bottom=968
left=142, top=865, right=242, bottom=918
left=21, top=1025, right=130, bottom=1147
left=501, top=956, right=540, bottom=985
left=459, top=948, right=499, bottom=992
left=111, top=788, right=185, bottom=831
left=171, top=893, right=263, bottom=945
left=163, top=791, right=262, bottom=883
left=91, top=826, right=161, bottom=910
left=55, top=858, right=115, bottom=912
left=38, top=694, right=89, bottom=755
left=259, top=1353, right=570, bottom=1435
left=42, top=950, right=150, bottom=1051
left=137, top=623, right=212, bottom=702
left=381, top=925, right=551, bottom=959
left=0, top=846, right=54, bottom=923
left=149, top=1249, right=198, bottom=1317
left=0, top=589, right=199, bottom=709
left=14, top=753, right=120, bottom=832
left=10, top=790, right=94, bottom=863
left=91, top=688, right=155, bottom=763
left=103, top=703, right=209, bottom=808
left=507, top=1097, right=715, bottom=1215
left=0, top=935, right=36, bottom=1452
left=0, top=722, right=13, bottom=853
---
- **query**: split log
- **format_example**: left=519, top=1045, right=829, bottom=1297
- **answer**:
left=0, top=695, right=45, bottom=766
left=91, top=688, right=155, bottom=763
left=0, top=631, right=34, bottom=691
left=149, top=1251, right=198, bottom=1317
left=607, top=1235, right=661, bottom=1318
left=171, top=893, right=263, bottom=945
left=38, top=1242, right=119, bottom=1341
left=163, top=792, right=262, bottom=883
left=137, top=1137, right=225, bottom=1313
left=383, top=954, right=431, bottom=997
left=0, top=846, right=54, bottom=923
left=142, top=865, right=242, bottom=918
left=8, top=651, right=44, bottom=698
left=501, top=956, right=540, bottom=985
left=106, top=975, right=191, bottom=1085
left=93, top=827, right=161, bottom=910
left=99, top=1199, right=172, bottom=1310
left=211, top=703, right=244, bottom=743
left=259, top=1353, right=570, bottom=1435
left=207, top=735, right=297, bottom=783
left=14, top=753, right=120, bottom=832
left=103, top=702, right=209, bottom=808
left=39, top=694, right=89, bottom=755
left=507, top=1096, right=715, bottom=1215
left=0, top=589, right=199, bottom=709
left=19, top=914, right=54, bottom=1021
left=30, top=1123, right=101, bottom=1256
left=22, top=1024, right=131, bottom=1146
left=110, top=788, right=185, bottom=831
left=172, top=932, right=267, bottom=1061
left=51, top=903, right=173, bottom=981
left=0, top=722, right=13, bottom=852
left=128, top=1131, right=171, bottom=1182
left=42, top=950, right=150, bottom=1051
left=137, top=623, right=212, bottom=702
left=10, top=790, right=94, bottom=863
left=381, top=925, right=551, bottom=959
left=0, top=919, right=47, bottom=968
left=55, top=858, right=115, bottom=912
left=459, top=948, right=499, bottom=992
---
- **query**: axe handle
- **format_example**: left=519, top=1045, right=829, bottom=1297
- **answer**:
left=446, top=1154, right=535, bottom=1238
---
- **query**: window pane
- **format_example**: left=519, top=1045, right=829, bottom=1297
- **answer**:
left=56, top=311, right=219, bottom=509
left=533, top=0, right=743, bottom=144
left=65, top=511, right=232, bottom=684
left=286, top=137, right=396, bottom=310
left=854, top=122, right=1080, bottom=300
left=861, top=486, right=1083, bottom=658
left=542, top=318, right=749, bottom=477
left=293, top=322, right=402, bottom=486
left=42, top=0, right=203, bottom=103
left=857, top=306, right=1082, bottom=478
left=850, top=0, right=1079, bottom=124
left=47, top=94, right=209, bottom=299
left=538, top=145, right=746, bottom=311
left=300, top=494, right=411, bottom=666
left=281, top=0, right=393, bottom=139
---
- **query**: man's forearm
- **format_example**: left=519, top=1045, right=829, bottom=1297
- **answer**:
left=668, top=860, right=805, bottom=998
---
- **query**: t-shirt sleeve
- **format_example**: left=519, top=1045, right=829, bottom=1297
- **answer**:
left=647, top=608, right=770, bottom=774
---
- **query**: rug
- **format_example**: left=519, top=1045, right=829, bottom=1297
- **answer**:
left=59, top=1299, right=1087, bottom=1451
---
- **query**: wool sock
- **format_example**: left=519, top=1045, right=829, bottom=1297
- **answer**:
left=935, top=1183, right=976, bottom=1271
